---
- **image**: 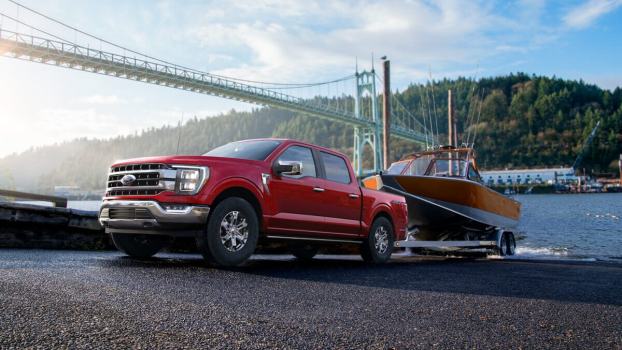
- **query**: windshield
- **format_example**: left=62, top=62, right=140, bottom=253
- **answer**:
left=204, top=140, right=281, bottom=161
left=386, top=161, right=409, bottom=175
left=427, top=159, right=467, bottom=177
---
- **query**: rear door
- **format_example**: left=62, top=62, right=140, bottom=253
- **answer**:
left=267, top=145, right=326, bottom=235
left=314, top=150, right=362, bottom=236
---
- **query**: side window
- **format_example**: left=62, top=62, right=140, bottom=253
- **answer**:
left=320, top=152, right=351, bottom=184
left=276, top=146, right=316, bottom=178
left=468, top=165, right=482, bottom=183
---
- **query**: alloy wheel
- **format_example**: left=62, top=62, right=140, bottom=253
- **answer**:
left=219, top=210, right=249, bottom=252
left=374, top=225, right=389, bottom=254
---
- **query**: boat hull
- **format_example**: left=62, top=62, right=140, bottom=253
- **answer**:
left=370, top=175, right=521, bottom=231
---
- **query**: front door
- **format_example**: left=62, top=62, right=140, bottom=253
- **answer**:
left=267, top=145, right=325, bottom=236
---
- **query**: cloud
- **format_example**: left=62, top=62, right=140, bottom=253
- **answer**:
left=187, top=0, right=557, bottom=86
left=563, top=0, right=622, bottom=29
left=79, top=95, right=126, bottom=105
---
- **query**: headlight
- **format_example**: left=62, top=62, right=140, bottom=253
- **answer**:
left=173, top=166, right=209, bottom=195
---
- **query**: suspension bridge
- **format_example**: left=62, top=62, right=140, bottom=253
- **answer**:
left=0, top=1, right=433, bottom=175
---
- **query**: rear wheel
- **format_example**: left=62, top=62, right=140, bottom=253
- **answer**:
left=289, top=243, right=319, bottom=261
left=361, top=217, right=394, bottom=263
left=111, top=233, right=169, bottom=259
left=197, top=197, right=259, bottom=267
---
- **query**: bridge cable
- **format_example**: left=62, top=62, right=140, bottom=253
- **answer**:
left=6, top=0, right=356, bottom=88
left=427, top=69, right=440, bottom=144
left=0, top=12, right=77, bottom=45
left=373, top=72, right=429, bottom=133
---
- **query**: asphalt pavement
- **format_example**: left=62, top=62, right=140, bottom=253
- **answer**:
left=0, top=249, right=621, bottom=349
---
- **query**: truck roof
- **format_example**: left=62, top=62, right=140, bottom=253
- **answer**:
left=235, top=138, right=349, bottom=159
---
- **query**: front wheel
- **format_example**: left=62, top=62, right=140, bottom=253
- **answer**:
left=111, top=233, right=169, bottom=259
left=197, top=197, right=259, bottom=267
left=361, top=217, right=394, bottom=264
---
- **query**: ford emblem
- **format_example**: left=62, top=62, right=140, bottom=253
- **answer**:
left=120, top=174, right=137, bottom=186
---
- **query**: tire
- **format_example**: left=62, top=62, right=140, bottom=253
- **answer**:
left=507, top=232, right=516, bottom=256
left=361, top=217, right=394, bottom=263
left=497, top=231, right=508, bottom=256
left=111, top=233, right=168, bottom=259
left=289, top=243, right=319, bottom=261
left=197, top=197, right=259, bottom=267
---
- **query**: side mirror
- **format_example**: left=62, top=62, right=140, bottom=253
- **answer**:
left=274, top=161, right=303, bottom=176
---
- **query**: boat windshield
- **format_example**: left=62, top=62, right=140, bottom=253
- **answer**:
left=426, top=158, right=467, bottom=177
left=397, top=150, right=470, bottom=177
left=386, top=161, right=409, bottom=174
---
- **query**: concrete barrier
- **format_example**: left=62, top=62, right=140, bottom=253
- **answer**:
left=0, top=202, right=113, bottom=250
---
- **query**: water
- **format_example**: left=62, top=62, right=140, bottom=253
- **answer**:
left=17, top=200, right=103, bottom=212
left=514, top=193, right=622, bottom=261
left=18, top=195, right=622, bottom=261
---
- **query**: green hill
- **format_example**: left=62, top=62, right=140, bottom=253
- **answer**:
left=0, top=73, right=620, bottom=193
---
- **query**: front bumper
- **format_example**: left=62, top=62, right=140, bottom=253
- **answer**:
left=99, top=200, right=210, bottom=236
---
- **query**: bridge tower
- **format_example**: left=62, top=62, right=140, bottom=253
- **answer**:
left=353, top=69, right=383, bottom=176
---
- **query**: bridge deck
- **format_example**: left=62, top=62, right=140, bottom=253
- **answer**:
left=0, top=29, right=427, bottom=143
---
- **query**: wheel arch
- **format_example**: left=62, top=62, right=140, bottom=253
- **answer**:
left=210, top=185, right=263, bottom=226
left=371, top=208, right=395, bottom=233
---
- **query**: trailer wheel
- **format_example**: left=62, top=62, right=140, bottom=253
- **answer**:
left=289, top=243, right=319, bottom=261
left=361, top=217, right=394, bottom=263
left=197, top=197, right=258, bottom=267
left=111, top=233, right=168, bottom=259
left=497, top=231, right=508, bottom=256
left=507, top=232, right=516, bottom=256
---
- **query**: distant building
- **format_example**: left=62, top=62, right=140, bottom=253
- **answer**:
left=480, top=167, right=577, bottom=186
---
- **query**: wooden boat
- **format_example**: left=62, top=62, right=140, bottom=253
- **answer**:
left=362, top=146, right=521, bottom=242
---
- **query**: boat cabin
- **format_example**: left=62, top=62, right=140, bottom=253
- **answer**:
left=385, top=146, right=482, bottom=183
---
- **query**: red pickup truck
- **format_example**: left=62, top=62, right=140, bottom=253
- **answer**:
left=99, top=139, right=408, bottom=266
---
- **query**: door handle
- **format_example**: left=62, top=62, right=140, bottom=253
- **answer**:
left=313, top=187, right=325, bottom=192
left=348, top=193, right=359, bottom=199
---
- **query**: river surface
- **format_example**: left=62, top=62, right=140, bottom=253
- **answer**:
left=513, top=193, right=622, bottom=262
left=24, top=193, right=622, bottom=261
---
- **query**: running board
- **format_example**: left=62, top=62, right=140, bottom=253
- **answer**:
left=265, top=235, right=363, bottom=244
left=395, top=240, right=497, bottom=248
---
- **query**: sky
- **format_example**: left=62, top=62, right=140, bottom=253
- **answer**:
left=0, top=0, right=621, bottom=157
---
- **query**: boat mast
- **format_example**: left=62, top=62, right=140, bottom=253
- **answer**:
left=448, top=89, right=457, bottom=175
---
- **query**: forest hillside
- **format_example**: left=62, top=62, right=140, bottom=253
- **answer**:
left=1, top=73, right=620, bottom=193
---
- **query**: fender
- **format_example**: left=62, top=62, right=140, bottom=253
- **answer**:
left=202, top=176, right=266, bottom=211
left=362, top=202, right=393, bottom=234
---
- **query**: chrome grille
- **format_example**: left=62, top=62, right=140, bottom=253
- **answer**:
left=100, top=207, right=154, bottom=220
left=106, top=163, right=176, bottom=197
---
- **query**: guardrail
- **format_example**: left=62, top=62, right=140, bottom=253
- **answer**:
left=0, top=189, right=68, bottom=208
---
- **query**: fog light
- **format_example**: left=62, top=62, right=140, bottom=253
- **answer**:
left=164, top=205, right=188, bottom=213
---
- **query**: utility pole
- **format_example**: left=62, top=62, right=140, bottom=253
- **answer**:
left=448, top=89, right=457, bottom=147
left=382, top=58, right=391, bottom=170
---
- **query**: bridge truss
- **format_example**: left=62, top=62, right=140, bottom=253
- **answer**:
left=0, top=27, right=430, bottom=175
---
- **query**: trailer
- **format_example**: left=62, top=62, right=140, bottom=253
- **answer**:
left=394, top=229, right=517, bottom=256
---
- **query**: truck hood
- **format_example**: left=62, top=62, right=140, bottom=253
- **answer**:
left=111, top=155, right=264, bottom=167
